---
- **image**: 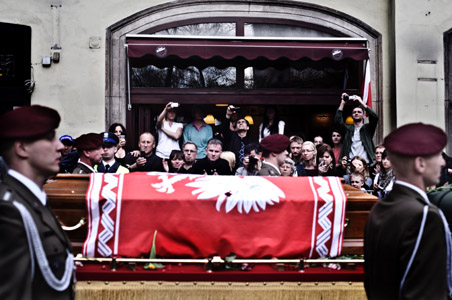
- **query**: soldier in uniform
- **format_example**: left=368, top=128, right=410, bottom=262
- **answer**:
left=364, top=123, right=451, bottom=299
left=257, top=134, right=290, bottom=176
left=0, top=105, right=75, bottom=299
left=72, top=133, right=103, bottom=174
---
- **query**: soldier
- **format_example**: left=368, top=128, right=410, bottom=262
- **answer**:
left=364, top=123, right=451, bottom=299
left=257, top=134, right=290, bottom=176
left=72, top=133, right=103, bottom=174
left=0, top=105, right=75, bottom=299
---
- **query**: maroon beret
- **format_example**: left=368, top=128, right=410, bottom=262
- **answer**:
left=0, top=105, right=60, bottom=139
left=384, top=123, right=447, bottom=156
left=74, top=133, right=103, bottom=150
left=260, top=134, right=290, bottom=153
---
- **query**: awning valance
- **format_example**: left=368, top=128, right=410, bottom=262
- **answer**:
left=126, top=35, right=369, bottom=62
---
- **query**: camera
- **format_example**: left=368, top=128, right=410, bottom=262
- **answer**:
left=170, top=103, right=179, bottom=108
left=230, top=106, right=240, bottom=112
left=248, top=156, right=258, bottom=172
left=140, top=151, right=146, bottom=157
left=343, top=94, right=356, bottom=101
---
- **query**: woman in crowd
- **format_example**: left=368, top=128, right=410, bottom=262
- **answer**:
left=344, top=156, right=373, bottom=190
left=317, top=144, right=337, bottom=176
left=373, top=150, right=395, bottom=198
left=280, top=157, right=297, bottom=177
left=331, top=130, right=343, bottom=167
left=163, top=150, right=185, bottom=173
left=156, top=102, right=184, bottom=159
left=108, top=122, right=127, bottom=165
left=259, top=105, right=285, bottom=141
left=300, top=141, right=317, bottom=176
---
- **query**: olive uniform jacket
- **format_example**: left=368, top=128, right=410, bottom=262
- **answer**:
left=0, top=174, right=74, bottom=300
left=257, top=161, right=281, bottom=176
left=364, top=183, right=449, bottom=299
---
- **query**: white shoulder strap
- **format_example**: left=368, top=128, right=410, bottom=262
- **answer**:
left=12, top=200, right=74, bottom=292
left=399, top=205, right=429, bottom=299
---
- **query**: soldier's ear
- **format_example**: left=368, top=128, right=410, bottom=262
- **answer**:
left=14, top=141, right=30, bottom=159
left=413, top=156, right=426, bottom=175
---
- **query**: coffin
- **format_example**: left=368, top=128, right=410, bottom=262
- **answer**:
left=44, top=174, right=377, bottom=256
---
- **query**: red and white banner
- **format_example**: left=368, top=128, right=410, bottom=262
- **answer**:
left=83, top=173, right=347, bottom=259
left=361, top=60, right=372, bottom=108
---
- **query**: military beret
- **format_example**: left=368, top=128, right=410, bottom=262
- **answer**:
left=260, top=134, right=290, bottom=153
left=74, top=133, right=103, bottom=150
left=102, top=132, right=119, bottom=146
left=384, top=123, right=447, bottom=156
left=0, top=105, right=60, bottom=139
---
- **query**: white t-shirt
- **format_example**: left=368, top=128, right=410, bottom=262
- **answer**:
left=156, top=121, right=183, bottom=159
left=350, top=125, right=369, bottom=163
left=259, top=120, right=285, bottom=141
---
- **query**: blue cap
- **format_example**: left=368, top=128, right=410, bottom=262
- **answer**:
left=102, top=132, right=119, bottom=146
left=59, top=135, right=74, bottom=144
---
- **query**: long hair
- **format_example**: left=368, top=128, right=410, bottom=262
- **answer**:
left=169, top=150, right=184, bottom=172
left=108, top=123, right=127, bottom=136
left=261, top=106, right=281, bottom=137
left=350, top=156, right=370, bottom=178
left=317, top=144, right=337, bottom=173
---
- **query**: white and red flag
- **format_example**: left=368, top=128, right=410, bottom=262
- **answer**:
left=361, top=60, right=372, bottom=108
left=83, top=173, right=347, bottom=259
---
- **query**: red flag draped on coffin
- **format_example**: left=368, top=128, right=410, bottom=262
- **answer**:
left=83, top=173, right=347, bottom=258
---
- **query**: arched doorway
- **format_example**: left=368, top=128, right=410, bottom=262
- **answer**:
left=106, top=0, right=382, bottom=146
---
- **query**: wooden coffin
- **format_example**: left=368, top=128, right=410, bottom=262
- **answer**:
left=44, top=174, right=377, bottom=255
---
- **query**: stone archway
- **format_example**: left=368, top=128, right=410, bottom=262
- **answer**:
left=106, top=0, right=382, bottom=141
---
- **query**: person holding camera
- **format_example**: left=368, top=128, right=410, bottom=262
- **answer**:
left=218, top=105, right=255, bottom=170
left=155, top=102, right=183, bottom=160
left=334, top=93, right=379, bottom=165
left=235, top=143, right=262, bottom=176
left=123, top=132, right=164, bottom=172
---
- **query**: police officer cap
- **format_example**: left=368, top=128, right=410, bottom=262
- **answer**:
left=0, top=105, right=60, bottom=139
left=260, top=134, right=290, bottom=153
left=102, top=132, right=119, bottom=147
left=74, top=133, right=103, bottom=150
left=383, top=122, right=447, bottom=156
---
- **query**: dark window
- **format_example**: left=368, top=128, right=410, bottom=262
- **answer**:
left=0, top=22, right=31, bottom=112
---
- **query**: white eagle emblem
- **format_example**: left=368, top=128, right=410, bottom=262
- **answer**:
left=186, top=176, right=285, bottom=214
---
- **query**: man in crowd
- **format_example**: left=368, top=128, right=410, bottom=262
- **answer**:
left=289, top=136, right=306, bottom=176
left=0, top=105, right=74, bottom=298
left=59, top=134, right=78, bottom=173
left=364, top=123, right=451, bottom=299
left=289, top=136, right=303, bottom=165
left=334, top=93, right=379, bottom=164
left=95, top=132, right=129, bottom=174
left=235, top=143, right=262, bottom=176
left=183, top=105, right=213, bottom=160
left=219, top=105, right=254, bottom=170
left=178, top=141, right=197, bottom=174
left=72, top=133, right=103, bottom=174
left=313, top=135, right=323, bottom=146
left=258, top=134, right=290, bottom=176
left=124, top=132, right=164, bottom=172
left=191, top=139, right=232, bottom=175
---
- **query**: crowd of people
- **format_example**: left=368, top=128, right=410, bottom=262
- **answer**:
left=55, top=93, right=428, bottom=198
left=2, top=97, right=452, bottom=299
